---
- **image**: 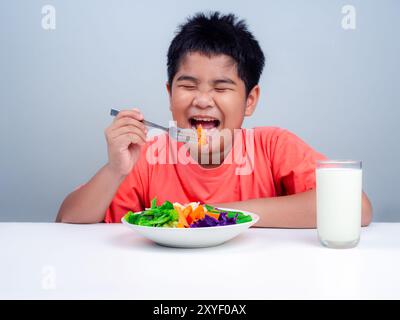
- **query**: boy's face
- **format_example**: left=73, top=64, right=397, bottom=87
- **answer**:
left=167, top=52, right=259, bottom=156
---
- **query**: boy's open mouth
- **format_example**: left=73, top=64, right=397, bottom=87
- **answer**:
left=189, top=116, right=221, bottom=130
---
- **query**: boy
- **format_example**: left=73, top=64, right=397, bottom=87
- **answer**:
left=57, top=12, right=372, bottom=227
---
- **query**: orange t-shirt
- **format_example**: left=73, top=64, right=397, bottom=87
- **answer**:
left=105, top=126, right=326, bottom=223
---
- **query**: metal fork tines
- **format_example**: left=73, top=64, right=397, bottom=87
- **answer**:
left=110, top=109, right=197, bottom=143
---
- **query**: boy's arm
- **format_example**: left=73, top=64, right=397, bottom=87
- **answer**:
left=56, top=164, right=125, bottom=223
left=56, top=109, right=147, bottom=224
left=210, top=190, right=373, bottom=228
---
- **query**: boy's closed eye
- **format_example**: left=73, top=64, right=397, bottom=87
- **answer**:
left=179, top=84, right=197, bottom=90
left=214, top=87, right=233, bottom=92
left=178, top=85, right=232, bottom=92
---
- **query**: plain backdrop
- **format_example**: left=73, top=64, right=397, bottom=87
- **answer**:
left=0, top=0, right=399, bottom=222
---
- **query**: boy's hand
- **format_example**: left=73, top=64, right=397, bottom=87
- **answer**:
left=105, top=108, right=147, bottom=177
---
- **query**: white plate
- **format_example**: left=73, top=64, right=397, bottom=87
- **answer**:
left=121, top=207, right=259, bottom=248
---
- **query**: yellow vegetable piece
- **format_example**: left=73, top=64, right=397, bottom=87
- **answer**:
left=197, top=124, right=207, bottom=145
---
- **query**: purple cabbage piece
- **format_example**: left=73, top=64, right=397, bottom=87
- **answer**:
left=189, top=215, right=218, bottom=228
left=189, top=212, right=238, bottom=228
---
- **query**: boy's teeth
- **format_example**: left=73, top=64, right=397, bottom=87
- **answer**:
left=193, top=117, right=216, bottom=121
left=189, top=117, right=220, bottom=130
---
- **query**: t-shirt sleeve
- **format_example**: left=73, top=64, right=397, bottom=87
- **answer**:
left=270, top=128, right=327, bottom=196
left=104, top=147, right=149, bottom=223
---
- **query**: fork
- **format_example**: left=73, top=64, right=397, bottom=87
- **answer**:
left=110, top=108, right=197, bottom=143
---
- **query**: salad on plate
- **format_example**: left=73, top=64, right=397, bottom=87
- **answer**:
left=124, top=197, right=253, bottom=228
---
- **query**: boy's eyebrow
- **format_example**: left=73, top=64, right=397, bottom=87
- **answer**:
left=176, top=75, right=237, bottom=86
left=176, top=75, right=199, bottom=83
left=212, top=78, right=237, bottom=86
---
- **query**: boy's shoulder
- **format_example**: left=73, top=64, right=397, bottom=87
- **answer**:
left=252, top=126, right=286, bottom=134
left=251, top=126, right=294, bottom=141
left=250, top=126, right=308, bottom=151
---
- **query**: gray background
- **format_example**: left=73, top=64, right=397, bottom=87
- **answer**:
left=0, top=0, right=399, bottom=222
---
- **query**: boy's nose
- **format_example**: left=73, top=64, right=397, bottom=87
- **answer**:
left=193, top=92, right=214, bottom=109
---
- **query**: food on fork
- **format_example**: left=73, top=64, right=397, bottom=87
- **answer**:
left=197, top=124, right=207, bottom=145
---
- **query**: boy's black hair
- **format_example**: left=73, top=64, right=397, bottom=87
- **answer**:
left=167, top=12, right=265, bottom=95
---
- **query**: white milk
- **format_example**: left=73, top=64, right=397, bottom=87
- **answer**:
left=316, top=168, right=362, bottom=247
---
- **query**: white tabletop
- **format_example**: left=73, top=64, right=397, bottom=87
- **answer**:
left=1, top=222, right=399, bottom=300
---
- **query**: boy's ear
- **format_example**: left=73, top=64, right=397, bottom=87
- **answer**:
left=166, top=82, right=172, bottom=111
left=244, top=85, right=260, bottom=117
left=166, top=82, right=171, bottom=96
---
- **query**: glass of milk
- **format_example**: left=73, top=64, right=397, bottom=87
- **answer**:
left=316, top=160, right=362, bottom=249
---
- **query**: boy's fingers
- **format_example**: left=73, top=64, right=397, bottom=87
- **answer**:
left=109, top=117, right=147, bottom=132
left=109, top=125, right=147, bottom=143
left=116, top=108, right=143, bottom=119
left=113, top=109, right=144, bottom=122
left=108, top=130, right=146, bottom=146
left=115, top=133, right=146, bottom=147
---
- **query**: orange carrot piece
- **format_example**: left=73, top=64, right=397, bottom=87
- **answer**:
left=186, top=207, right=197, bottom=224
left=176, top=206, right=189, bottom=228
left=207, top=212, right=220, bottom=220
left=183, top=206, right=192, bottom=218
left=193, top=205, right=205, bottom=220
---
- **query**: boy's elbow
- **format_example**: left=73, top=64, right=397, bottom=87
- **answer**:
left=55, top=208, right=65, bottom=223
left=362, top=210, right=372, bottom=227
left=56, top=204, right=74, bottom=223
left=362, top=209, right=373, bottom=227
left=56, top=214, right=74, bottom=224
left=56, top=208, right=103, bottom=224
left=56, top=211, right=73, bottom=223
left=361, top=192, right=373, bottom=227
left=56, top=214, right=103, bottom=224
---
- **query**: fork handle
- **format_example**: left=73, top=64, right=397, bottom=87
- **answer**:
left=142, top=120, right=169, bottom=132
left=110, top=109, right=168, bottom=132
